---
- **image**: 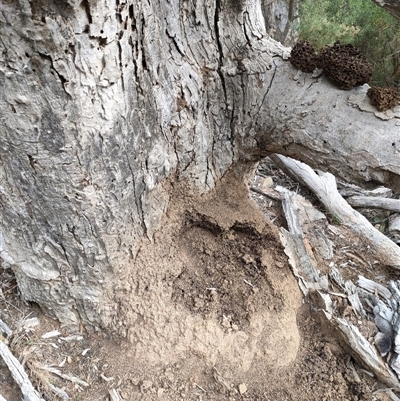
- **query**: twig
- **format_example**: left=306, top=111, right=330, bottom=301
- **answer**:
left=194, top=383, right=207, bottom=393
left=250, top=186, right=281, bottom=201
left=39, top=365, right=89, bottom=387
left=48, top=383, right=69, bottom=400
left=109, top=389, right=123, bottom=401
left=100, top=373, right=114, bottom=382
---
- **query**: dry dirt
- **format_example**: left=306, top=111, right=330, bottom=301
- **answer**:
left=0, top=161, right=398, bottom=401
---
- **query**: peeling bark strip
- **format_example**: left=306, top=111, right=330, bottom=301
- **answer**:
left=0, top=0, right=400, bottom=330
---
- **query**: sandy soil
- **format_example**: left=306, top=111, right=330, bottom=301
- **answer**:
left=0, top=161, right=397, bottom=401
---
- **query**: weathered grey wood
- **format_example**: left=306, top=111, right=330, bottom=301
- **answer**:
left=0, top=319, right=12, bottom=340
left=330, top=315, right=400, bottom=389
left=389, top=214, right=400, bottom=243
left=338, top=182, right=392, bottom=198
left=1, top=0, right=400, bottom=330
left=47, top=384, right=69, bottom=400
left=259, top=80, right=400, bottom=191
left=329, top=267, right=365, bottom=318
left=281, top=185, right=400, bottom=389
left=358, top=276, right=392, bottom=300
left=277, top=185, right=400, bottom=389
left=0, top=342, right=44, bottom=401
left=250, top=186, right=281, bottom=201
left=271, top=154, right=400, bottom=269
left=347, top=196, right=400, bottom=212
left=279, top=189, right=329, bottom=293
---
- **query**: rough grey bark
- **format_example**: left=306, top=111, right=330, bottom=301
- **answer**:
left=1, top=0, right=400, bottom=331
left=262, top=0, right=299, bottom=45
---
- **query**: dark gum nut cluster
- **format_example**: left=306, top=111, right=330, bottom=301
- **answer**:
left=367, top=86, right=399, bottom=111
left=319, top=43, right=372, bottom=90
left=290, top=41, right=373, bottom=90
left=289, top=40, right=320, bottom=73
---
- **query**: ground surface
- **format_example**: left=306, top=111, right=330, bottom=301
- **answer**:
left=0, top=159, right=398, bottom=401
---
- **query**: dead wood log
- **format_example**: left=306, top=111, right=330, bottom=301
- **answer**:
left=278, top=187, right=400, bottom=390
left=326, top=314, right=400, bottom=389
left=337, top=182, right=392, bottom=198
left=0, top=342, right=44, bottom=401
left=270, top=154, right=400, bottom=269
left=347, top=196, right=400, bottom=213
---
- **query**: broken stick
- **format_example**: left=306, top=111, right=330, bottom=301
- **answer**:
left=346, top=196, right=400, bottom=213
left=0, top=342, right=44, bottom=401
left=271, top=154, right=400, bottom=269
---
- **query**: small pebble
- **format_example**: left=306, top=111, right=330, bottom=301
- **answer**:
left=238, top=383, right=247, bottom=395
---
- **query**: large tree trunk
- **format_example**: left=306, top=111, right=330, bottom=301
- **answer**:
left=1, top=0, right=400, bottom=332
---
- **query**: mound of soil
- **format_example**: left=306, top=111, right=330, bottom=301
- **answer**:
left=0, top=170, right=392, bottom=400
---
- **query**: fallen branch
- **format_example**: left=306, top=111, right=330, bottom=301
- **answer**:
left=278, top=186, right=400, bottom=390
left=271, top=154, right=400, bottom=269
left=0, top=342, right=44, bottom=401
left=346, top=196, right=400, bottom=212
left=250, top=186, right=281, bottom=201
left=337, top=181, right=392, bottom=198
left=329, top=315, right=400, bottom=389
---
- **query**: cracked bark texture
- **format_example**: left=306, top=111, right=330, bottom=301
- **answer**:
left=0, top=0, right=400, bottom=330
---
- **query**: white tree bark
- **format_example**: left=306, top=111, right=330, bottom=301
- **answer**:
left=262, top=0, right=299, bottom=45
left=1, top=0, right=400, bottom=330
